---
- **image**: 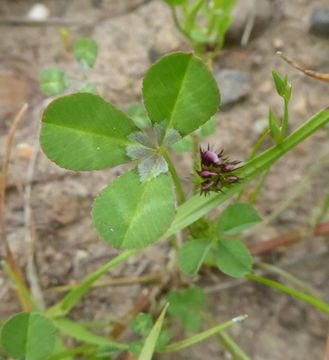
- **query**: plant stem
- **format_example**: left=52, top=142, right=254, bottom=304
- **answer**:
left=216, top=330, right=252, bottom=360
left=159, top=315, right=248, bottom=353
left=49, top=345, right=93, bottom=360
left=204, top=311, right=251, bottom=360
left=163, top=150, right=186, bottom=204
left=0, top=103, right=31, bottom=311
left=281, top=98, right=289, bottom=139
left=236, top=129, right=270, bottom=202
left=255, top=261, right=319, bottom=297
left=249, top=129, right=271, bottom=161
left=162, top=109, right=329, bottom=239
left=246, top=273, right=329, bottom=315
left=51, top=272, right=162, bottom=292
left=170, top=5, right=190, bottom=39
left=262, top=149, right=329, bottom=225
left=191, top=134, right=199, bottom=194
left=247, top=169, right=270, bottom=204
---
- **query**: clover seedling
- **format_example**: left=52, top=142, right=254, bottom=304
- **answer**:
left=167, top=288, right=206, bottom=332
left=40, top=38, right=98, bottom=96
left=128, top=312, right=171, bottom=355
left=164, top=0, right=237, bottom=59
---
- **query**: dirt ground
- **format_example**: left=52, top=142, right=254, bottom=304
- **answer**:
left=0, top=0, right=329, bottom=359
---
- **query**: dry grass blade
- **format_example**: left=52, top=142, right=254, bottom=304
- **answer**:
left=0, top=103, right=32, bottom=311
left=24, top=127, right=45, bottom=309
left=324, top=328, right=329, bottom=360
left=277, top=51, right=329, bottom=83
left=323, top=333, right=329, bottom=360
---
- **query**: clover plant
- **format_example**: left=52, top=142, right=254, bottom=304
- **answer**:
left=1, top=51, right=329, bottom=360
left=40, top=38, right=98, bottom=96
left=164, top=0, right=237, bottom=59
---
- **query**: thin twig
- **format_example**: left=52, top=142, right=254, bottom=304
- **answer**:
left=324, top=328, right=329, bottom=360
left=241, top=13, right=255, bottom=47
left=0, top=17, right=81, bottom=26
left=247, top=220, right=329, bottom=257
left=262, top=149, right=329, bottom=225
left=0, top=103, right=31, bottom=311
left=278, top=52, right=329, bottom=83
left=50, top=272, right=163, bottom=293
left=23, top=123, right=45, bottom=309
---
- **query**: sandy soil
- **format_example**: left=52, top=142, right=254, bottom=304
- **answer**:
left=0, top=0, right=329, bottom=359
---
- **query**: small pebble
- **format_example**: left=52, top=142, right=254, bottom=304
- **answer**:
left=310, top=6, right=329, bottom=37
left=272, top=38, right=284, bottom=51
left=252, top=118, right=268, bottom=134
left=27, top=3, right=50, bottom=21
left=214, top=69, right=250, bottom=107
left=17, top=143, right=33, bottom=160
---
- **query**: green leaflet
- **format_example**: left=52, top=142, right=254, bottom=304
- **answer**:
left=143, top=53, right=220, bottom=136
left=217, top=203, right=261, bottom=234
left=40, top=93, right=142, bottom=170
left=1, top=313, right=56, bottom=360
left=93, top=169, right=175, bottom=248
left=216, top=239, right=253, bottom=277
left=179, top=239, right=212, bottom=276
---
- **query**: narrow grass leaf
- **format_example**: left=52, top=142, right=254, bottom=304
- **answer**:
left=159, top=315, right=247, bottom=353
left=139, top=304, right=168, bottom=360
left=52, top=317, right=127, bottom=349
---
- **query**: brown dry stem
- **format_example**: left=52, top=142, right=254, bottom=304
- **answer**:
left=278, top=52, right=329, bottom=83
left=0, top=103, right=32, bottom=311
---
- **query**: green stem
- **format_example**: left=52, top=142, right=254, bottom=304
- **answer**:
left=246, top=273, right=329, bottom=315
left=262, top=149, right=329, bottom=225
left=236, top=129, right=270, bottom=202
left=216, top=330, right=252, bottom=360
left=170, top=5, right=190, bottom=39
left=247, top=169, right=270, bottom=204
left=249, top=129, right=271, bottom=161
left=281, top=98, right=289, bottom=139
left=49, top=345, right=93, bottom=360
left=162, top=109, right=329, bottom=239
left=4, top=263, right=40, bottom=312
left=163, top=150, right=186, bottom=204
left=256, top=261, right=319, bottom=297
left=159, top=315, right=247, bottom=353
left=191, top=134, right=199, bottom=194
left=204, top=312, right=251, bottom=360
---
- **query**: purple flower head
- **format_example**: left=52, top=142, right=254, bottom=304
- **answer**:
left=221, top=162, right=240, bottom=172
left=200, top=149, right=223, bottom=166
left=198, top=170, right=218, bottom=178
left=226, top=176, right=241, bottom=183
left=201, top=180, right=215, bottom=190
left=197, top=145, right=243, bottom=195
